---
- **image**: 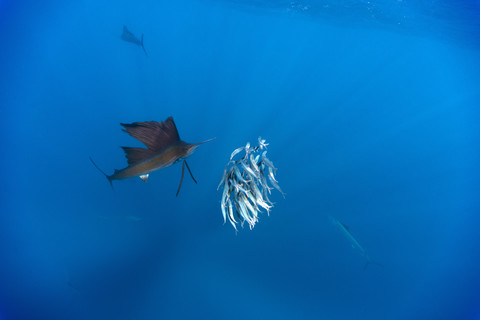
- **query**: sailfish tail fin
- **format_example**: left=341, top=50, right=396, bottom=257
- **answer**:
left=141, top=34, right=148, bottom=56
left=363, top=261, right=370, bottom=271
left=89, top=156, right=113, bottom=189
left=364, top=259, right=383, bottom=271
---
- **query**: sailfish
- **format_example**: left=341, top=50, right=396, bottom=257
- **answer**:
left=90, top=117, right=214, bottom=196
left=329, top=216, right=382, bottom=270
left=121, top=25, right=148, bottom=56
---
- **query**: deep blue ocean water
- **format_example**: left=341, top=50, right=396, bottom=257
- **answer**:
left=1, top=0, right=480, bottom=319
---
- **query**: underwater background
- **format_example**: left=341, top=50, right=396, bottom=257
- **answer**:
left=1, top=0, right=480, bottom=319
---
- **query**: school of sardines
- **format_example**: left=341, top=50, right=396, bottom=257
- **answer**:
left=218, top=137, right=284, bottom=230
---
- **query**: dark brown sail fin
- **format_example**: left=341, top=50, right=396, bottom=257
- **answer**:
left=120, top=117, right=180, bottom=152
left=176, top=161, right=186, bottom=197
left=121, top=147, right=155, bottom=166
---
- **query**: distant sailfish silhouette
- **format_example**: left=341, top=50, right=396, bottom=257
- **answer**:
left=330, top=216, right=383, bottom=270
left=90, top=117, right=215, bottom=196
left=121, top=25, right=148, bottom=56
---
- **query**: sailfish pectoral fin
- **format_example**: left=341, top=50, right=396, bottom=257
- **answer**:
left=184, top=160, right=197, bottom=184
left=176, top=161, right=186, bottom=197
left=176, top=161, right=197, bottom=197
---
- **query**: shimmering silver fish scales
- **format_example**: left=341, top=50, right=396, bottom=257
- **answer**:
left=218, top=137, right=283, bottom=230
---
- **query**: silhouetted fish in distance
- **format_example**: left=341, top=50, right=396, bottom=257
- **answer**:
left=90, top=117, right=215, bottom=196
left=121, top=25, right=148, bottom=56
left=329, top=216, right=383, bottom=270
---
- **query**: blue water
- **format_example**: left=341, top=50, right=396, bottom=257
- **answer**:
left=1, top=1, right=480, bottom=319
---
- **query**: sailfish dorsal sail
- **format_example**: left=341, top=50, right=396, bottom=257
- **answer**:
left=119, top=117, right=181, bottom=166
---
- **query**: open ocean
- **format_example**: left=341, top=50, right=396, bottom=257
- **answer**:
left=1, top=0, right=480, bottom=319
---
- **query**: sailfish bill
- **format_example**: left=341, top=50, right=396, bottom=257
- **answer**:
left=90, top=117, right=215, bottom=196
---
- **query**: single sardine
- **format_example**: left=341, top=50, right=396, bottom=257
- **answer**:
left=261, top=151, right=277, bottom=171
left=230, top=146, right=245, bottom=160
